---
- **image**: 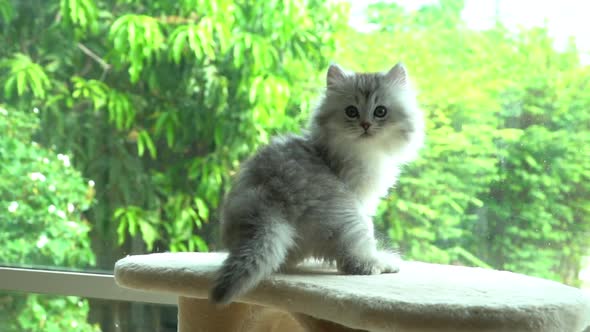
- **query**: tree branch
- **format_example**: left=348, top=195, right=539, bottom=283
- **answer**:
left=77, top=43, right=111, bottom=80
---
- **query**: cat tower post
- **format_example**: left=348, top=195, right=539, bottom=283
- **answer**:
left=114, top=252, right=590, bottom=332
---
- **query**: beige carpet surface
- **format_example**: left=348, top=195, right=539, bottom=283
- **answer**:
left=115, top=252, right=590, bottom=332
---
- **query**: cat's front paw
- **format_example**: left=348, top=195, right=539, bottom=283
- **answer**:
left=375, top=252, right=401, bottom=273
left=377, top=258, right=400, bottom=273
left=338, top=254, right=401, bottom=275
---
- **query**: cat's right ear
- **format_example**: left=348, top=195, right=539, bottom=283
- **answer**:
left=327, top=64, right=347, bottom=87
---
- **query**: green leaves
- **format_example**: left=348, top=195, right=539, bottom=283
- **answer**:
left=153, top=110, right=178, bottom=148
left=0, top=105, right=95, bottom=268
left=0, top=0, right=14, bottom=24
left=29, top=0, right=347, bottom=263
left=3, top=0, right=588, bottom=291
left=0, top=54, right=51, bottom=99
left=168, top=25, right=191, bottom=64
left=107, top=90, right=136, bottom=130
left=2, top=0, right=590, bottom=329
left=344, top=1, right=590, bottom=285
left=5, top=294, right=101, bottom=332
left=115, top=206, right=158, bottom=251
left=71, top=77, right=137, bottom=130
left=1, top=0, right=347, bottom=330
left=109, top=14, right=164, bottom=82
left=72, top=77, right=107, bottom=109
left=136, top=129, right=157, bottom=159
left=60, top=0, right=99, bottom=34
left=168, top=20, right=218, bottom=64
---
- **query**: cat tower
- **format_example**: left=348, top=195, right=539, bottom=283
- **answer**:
left=114, top=252, right=590, bottom=332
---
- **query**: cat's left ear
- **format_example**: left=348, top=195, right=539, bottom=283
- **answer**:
left=385, top=62, right=408, bottom=86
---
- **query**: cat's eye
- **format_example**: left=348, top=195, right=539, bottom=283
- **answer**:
left=374, top=106, right=387, bottom=118
left=345, top=106, right=359, bottom=118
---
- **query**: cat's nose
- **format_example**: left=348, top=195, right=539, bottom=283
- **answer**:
left=360, top=122, right=371, bottom=130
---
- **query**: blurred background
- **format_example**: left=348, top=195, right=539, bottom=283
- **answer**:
left=1, top=0, right=589, bottom=331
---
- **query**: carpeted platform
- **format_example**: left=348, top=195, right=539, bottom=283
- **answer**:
left=114, top=252, right=590, bottom=332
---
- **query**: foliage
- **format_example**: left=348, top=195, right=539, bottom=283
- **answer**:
left=1, top=0, right=347, bottom=255
left=0, top=106, right=95, bottom=266
left=0, top=0, right=347, bottom=329
left=0, top=105, right=98, bottom=331
left=2, top=0, right=589, bottom=329
left=0, top=293, right=100, bottom=332
left=339, top=0, right=590, bottom=284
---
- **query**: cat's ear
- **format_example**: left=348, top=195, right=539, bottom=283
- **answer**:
left=385, top=62, right=408, bottom=86
left=327, top=64, right=347, bottom=87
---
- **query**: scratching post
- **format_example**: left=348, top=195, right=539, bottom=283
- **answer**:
left=177, top=297, right=306, bottom=332
left=114, top=252, right=590, bottom=332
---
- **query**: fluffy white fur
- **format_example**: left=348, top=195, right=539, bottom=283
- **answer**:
left=210, top=63, right=425, bottom=304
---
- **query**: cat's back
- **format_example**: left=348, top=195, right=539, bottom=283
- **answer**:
left=229, top=133, right=341, bottom=204
left=221, top=133, right=343, bottom=247
left=240, top=133, right=328, bottom=182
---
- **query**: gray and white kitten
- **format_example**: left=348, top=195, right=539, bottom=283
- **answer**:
left=210, top=63, right=425, bottom=305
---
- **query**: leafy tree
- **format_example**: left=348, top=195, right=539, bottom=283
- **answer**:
left=1, top=0, right=347, bottom=329
left=475, top=29, right=590, bottom=284
left=0, top=105, right=98, bottom=331
left=3, top=0, right=588, bottom=330
left=338, top=1, right=590, bottom=284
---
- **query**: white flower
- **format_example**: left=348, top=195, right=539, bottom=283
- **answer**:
left=88, top=180, right=95, bottom=187
left=56, top=210, right=66, bottom=219
left=0, top=107, right=7, bottom=115
left=66, top=221, right=79, bottom=228
left=67, top=203, right=75, bottom=213
left=36, top=234, right=49, bottom=248
left=48, top=184, right=56, bottom=192
left=71, top=321, right=78, bottom=328
left=29, top=172, right=47, bottom=182
left=57, top=154, right=71, bottom=167
left=33, top=107, right=39, bottom=114
left=48, top=205, right=56, bottom=213
left=42, top=158, right=49, bottom=164
left=8, top=201, right=18, bottom=213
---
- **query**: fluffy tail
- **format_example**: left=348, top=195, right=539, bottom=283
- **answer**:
left=209, top=221, right=295, bottom=305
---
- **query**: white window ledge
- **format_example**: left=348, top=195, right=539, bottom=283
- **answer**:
left=0, top=266, right=176, bottom=305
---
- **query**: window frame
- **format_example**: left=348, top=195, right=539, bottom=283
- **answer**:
left=0, top=266, right=176, bottom=305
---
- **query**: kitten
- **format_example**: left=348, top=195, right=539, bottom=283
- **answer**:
left=209, top=63, right=425, bottom=305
